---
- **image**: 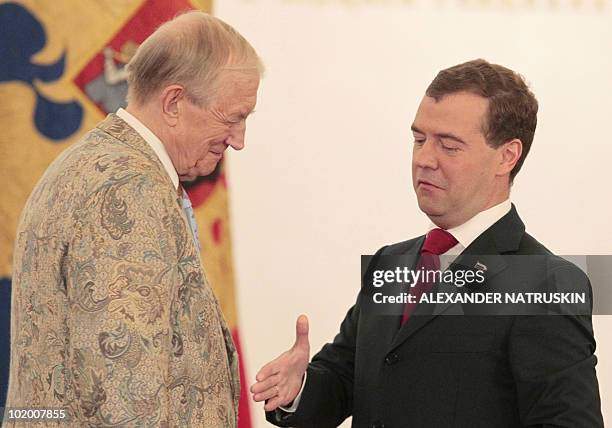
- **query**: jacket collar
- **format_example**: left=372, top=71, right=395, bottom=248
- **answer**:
left=96, top=113, right=177, bottom=194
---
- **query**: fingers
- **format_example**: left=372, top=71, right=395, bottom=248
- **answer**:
left=263, top=385, right=296, bottom=412
left=253, top=314, right=310, bottom=412
left=250, top=373, right=279, bottom=395
left=264, top=395, right=285, bottom=412
left=252, top=384, right=280, bottom=402
left=255, top=359, right=279, bottom=383
left=293, top=314, right=310, bottom=351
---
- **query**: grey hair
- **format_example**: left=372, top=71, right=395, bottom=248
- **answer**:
left=126, top=11, right=264, bottom=106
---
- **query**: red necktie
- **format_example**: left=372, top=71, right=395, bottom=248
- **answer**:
left=401, top=228, right=458, bottom=325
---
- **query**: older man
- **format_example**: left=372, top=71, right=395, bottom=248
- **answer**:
left=5, top=11, right=262, bottom=427
left=254, top=60, right=603, bottom=427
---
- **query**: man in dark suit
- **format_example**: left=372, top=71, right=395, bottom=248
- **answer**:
left=251, top=59, right=603, bottom=427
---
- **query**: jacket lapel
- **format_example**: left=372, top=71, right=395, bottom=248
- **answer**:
left=389, top=205, right=526, bottom=352
left=362, top=240, right=424, bottom=351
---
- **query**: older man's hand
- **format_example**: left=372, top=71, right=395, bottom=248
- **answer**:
left=251, top=315, right=310, bottom=412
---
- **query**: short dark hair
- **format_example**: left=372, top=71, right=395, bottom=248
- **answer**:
left=426, top=59, right=538, bottom=182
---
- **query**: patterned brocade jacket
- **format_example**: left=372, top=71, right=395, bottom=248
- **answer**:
left=4, top=114, right=240, bottom=427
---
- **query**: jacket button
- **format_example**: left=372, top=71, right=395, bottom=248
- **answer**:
left=371, top=423, right=385, bottom=428
left=384, top=353, right=399, bottom=365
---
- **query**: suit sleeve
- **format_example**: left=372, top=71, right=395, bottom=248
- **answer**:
left=266, top=246, right=388, bottom=428
left=63, top=176, right=181, bottom=425
left=509, top=263, right=603, bottom=427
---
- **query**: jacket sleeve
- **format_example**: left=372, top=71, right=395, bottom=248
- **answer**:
left=509, top=262, right=603, bottom=427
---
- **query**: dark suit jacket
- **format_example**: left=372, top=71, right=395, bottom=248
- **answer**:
left=267, top=205, right=603, bottom=428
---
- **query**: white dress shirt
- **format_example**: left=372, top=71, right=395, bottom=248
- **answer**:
left=283, top=199, right=512, bottom=413
left=434, top=199, right=512, bottom=269
left=116, top=108, right=179, bottom=190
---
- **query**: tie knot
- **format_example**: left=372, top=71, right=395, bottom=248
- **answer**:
left=422, top=228, right=458, bottom=255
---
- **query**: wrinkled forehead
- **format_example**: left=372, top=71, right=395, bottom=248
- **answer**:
left=207, top=69, right=260, bottom=112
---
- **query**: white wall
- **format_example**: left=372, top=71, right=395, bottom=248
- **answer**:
left=215, top=1, right=612, bottom=426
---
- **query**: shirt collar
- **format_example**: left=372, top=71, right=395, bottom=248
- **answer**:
left=428, top=199, right=512, bottom=249
left=116, top=108, right=179, bottom=190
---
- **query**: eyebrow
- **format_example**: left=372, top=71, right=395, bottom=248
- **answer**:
left=411, top=125, right=467, bottom=145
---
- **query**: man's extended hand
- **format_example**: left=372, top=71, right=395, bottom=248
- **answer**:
left=251, top=314, right=310, bottom=411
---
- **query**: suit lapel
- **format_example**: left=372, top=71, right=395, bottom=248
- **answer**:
left=364, top=240, right=424, bottom=350
left=389, top=205, right=526, bottom=352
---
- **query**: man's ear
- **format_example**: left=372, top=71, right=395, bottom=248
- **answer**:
left=497, top=138, right=523, bottom=177
left=159, top=85, right=184, bottom=127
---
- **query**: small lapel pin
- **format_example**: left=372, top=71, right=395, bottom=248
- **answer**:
left=474, top=261, right=488, bottom=271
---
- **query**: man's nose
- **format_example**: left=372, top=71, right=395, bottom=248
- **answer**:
left=413, top=140, right=438, bottom=170
left=227, top=125, right=246, bottom=151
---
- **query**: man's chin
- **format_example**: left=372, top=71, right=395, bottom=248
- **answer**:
left=179, top=165, right=216, bottom=181
left=417, top=199, right=445, bottom=217
left=179, top=174, right=197, bottom=182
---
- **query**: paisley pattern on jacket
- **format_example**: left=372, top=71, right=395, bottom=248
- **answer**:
left=4, top=114, right=240, bottom=427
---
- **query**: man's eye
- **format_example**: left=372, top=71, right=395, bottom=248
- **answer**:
left=226, top=116, right=245, bottom=125
left=442, top=144, right=459, bottom=152
left=413, top=139, right=425, bottom=145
